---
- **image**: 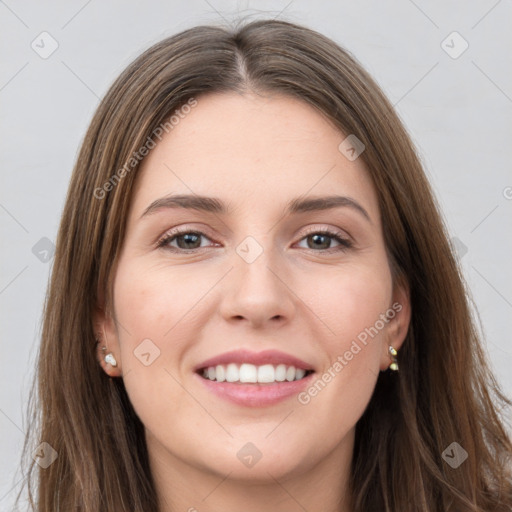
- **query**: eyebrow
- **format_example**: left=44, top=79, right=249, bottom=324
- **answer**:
left=140, top=194, right=371, bottom=222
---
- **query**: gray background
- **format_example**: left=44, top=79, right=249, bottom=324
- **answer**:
left=1, top=1, right=511, bottom=508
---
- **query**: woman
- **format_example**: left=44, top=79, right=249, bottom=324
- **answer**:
left=19, top=18, right=512, bottom=512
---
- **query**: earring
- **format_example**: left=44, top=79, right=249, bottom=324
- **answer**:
left=388, top=345, right=399, bottom=371
left=96, top=339, right=118, bottom=367
left=105, top=352, right=118, bottom=367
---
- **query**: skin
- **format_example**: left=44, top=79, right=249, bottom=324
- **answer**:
left=95, top=91, right=410, bottom=512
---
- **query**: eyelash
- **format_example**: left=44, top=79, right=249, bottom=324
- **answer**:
left=156, top=226, right=353, bottom=254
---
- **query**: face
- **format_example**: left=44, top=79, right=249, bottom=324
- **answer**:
left=96, top=92, right=410, bottom=485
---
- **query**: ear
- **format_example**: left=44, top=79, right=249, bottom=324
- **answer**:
left=93, top=302, right=123, bottom=378
left=379, top=276, right=411, bottom=371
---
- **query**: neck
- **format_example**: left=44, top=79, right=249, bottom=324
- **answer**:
left=147, top=429, right=355, bottom=512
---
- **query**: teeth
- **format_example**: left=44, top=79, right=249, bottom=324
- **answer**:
left=240, top=363, right=257, bottom=383
left=215, top=365, right=226, bottom=382
left=201, top=363, right=310, bottom=383
left=275, top=364, right=287, bottom=381
left=257, top=364, right=275, bottom=383
left=226, top=363, right=238, bottom=383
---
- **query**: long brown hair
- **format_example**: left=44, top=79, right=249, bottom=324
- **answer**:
left=19, top=18, right=512, bottom=511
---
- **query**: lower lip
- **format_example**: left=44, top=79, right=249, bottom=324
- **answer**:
left=195, top=372, right=315, bottom=407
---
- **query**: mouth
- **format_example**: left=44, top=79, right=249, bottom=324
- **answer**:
left=197, top=363, right=315, bottom=384
left=193, top=349, right=316, bottom=407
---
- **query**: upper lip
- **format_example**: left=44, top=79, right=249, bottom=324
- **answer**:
left=194, top=349, right=315, bottom=372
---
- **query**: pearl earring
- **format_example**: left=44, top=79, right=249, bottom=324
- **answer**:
left=104, top=352, right=117, bottom=367
left=96, top=339, right=118, bottom=367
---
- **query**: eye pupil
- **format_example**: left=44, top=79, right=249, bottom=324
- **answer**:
left=309, top=234, right=330, bottom=250
left=177, top=233, right=201, bottom=249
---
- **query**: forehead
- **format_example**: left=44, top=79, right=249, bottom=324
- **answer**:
left=130, top=92, right=379, bottom=222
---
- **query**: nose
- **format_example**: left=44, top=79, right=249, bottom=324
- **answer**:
left=219, top=244, right=296, bottom=329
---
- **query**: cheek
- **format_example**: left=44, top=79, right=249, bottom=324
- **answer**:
left=113, top=260, right=207, bottom=343
left=297, top=263, right=392, bottom=418
left=110, top=261, right=197, bottom=419
left=312, top=263, right=392, bottom=350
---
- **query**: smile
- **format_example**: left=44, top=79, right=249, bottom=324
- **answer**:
left=198, top=363, right=314, bottom=383
left=194, top=349, right=316, bottom=407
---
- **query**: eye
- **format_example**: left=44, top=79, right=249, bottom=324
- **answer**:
left=296, top=228, right=353, bottom=252
left=156, top=227, right=353, bottom=253
left=157, top=229, right=215, bottom=252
